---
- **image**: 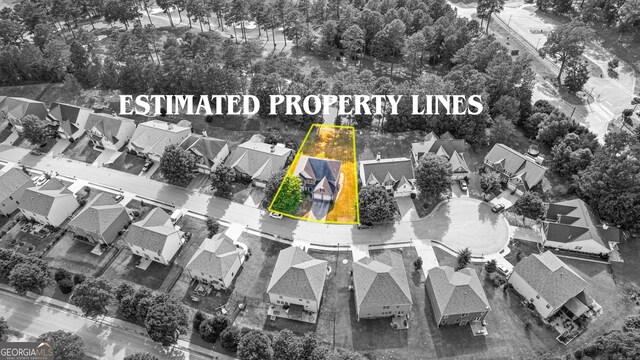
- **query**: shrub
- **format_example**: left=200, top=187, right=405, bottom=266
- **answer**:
left=193, top=310, right=206, bottom=330
left=160, top=107, right=167, bottom=116
left=205, top=115, right=214, bottom=123
left=54, top=269, right=72, bottom=282
left=624, top=314, right=640, bottom=331
left=220, top=326, right=241, bottom=352
left=199, top=318, right=218, bottom=343
left=413, top=257, right=423, bottom=271
left=73, top=274, right=86, bottom=285
left=492, top=274, right=507, bottom=287
left=58, top=278, right=75, bottom=294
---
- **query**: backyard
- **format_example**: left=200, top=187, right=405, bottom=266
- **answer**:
left=62, top=135, right=101, bottom=164
left=43, top=232, right=117, bottom=277
left=100, top=249, right=175, bottom=291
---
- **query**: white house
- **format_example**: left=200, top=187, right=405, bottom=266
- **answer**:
left=128, top=120, right=192, bottom=161
left=48, top=102, right=92, bottom=141
left=186, top=233, right=243, bottom=290
left=359, top=154, right=416, bottom=197
left=124, top=208, right=183, bottom=265
left=84, top=113, right=137, bottom=151
left=0, top=168, right=34, bottom=216
left=18, top=179, right=80, bottom=227
left=180, top=133, right=229, bottom=174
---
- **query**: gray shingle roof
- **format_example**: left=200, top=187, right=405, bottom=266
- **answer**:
left=353, top=251, right=412, bottom=309
left=295, top=156, right=342, bottom=196
left=129, top=120, right=191, bottom=156
left=186, top=233, right=242, bottom=279
left=19, top=179, right=75, bottom=217
left=411, top=134, right=470, bottom=174
left=180, top=134, right=228, bottom=167
left=0, top=97, right=48, bottom=121
left=0, top=168, right=33, bottom=202
left=484, top=144, right=547, bottom=190
left=426, top=266, right=490, bottom=317
left=85, top=113, right=135, bottom=145
left=229, top=137, right=292, bottom=182
left=360, top=157, right=415, bottom=188
left=68, top=193, right=130, bottom=240
left=544, top=199, right=619, bottom=248
left=511, top=251, right=589, bottom=309
left=125, top=208, right=178, bottom=254
left=267, top=247, right=328, bottom=303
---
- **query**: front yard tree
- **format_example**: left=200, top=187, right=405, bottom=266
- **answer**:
left=270, top=175, right=303, bottom=214
left=415, top=153, right=453, bottom=202
left=124, top=353, right=159, bottom=360
left=159, top=144, right=197, bottom=185
left=9, top=262, right=49, bottom=295
left=39, top=330, right=86, bottom=360
left=272, top=329, right=303, bottom=360
left=514, top=192, right=546, bottom=220
left=485, top=259, right=498, bottom=274
left=540, top=20, right=593, bottom=87
left=144, top=294, right=189, bottom=346
left=220, top=326, right=241, bottom=352
left=264, top=170, right=286, bottom=206
left=205, top=216, right=220, bottom=237
left=238, top=329, right=274, bottom=360
left=22, top=114, right=50, bottom=146
left=358, top=185, right=398, bottom=224
left=115, top=282, right=135, bottom=303
left=476, top=0, right=505, bottom=33
left=199, top=315, right=229, bottom=343
left=210, top=165, right=235, bottom=199
left=480, top=171, right=501, bottom=195
left=71, top=278, right=114, bottom=318
left=563, top=59, right=590, bottom=93
left=455, top=247, right=472, bottom=271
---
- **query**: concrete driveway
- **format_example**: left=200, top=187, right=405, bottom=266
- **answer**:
left=396, top=197, right=419, bottom=221
left=491, top=190, right=519, bottom=209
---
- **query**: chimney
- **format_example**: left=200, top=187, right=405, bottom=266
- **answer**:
left=376, top=152, right=381, bottom=161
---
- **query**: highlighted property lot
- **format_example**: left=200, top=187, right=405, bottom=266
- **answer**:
left=269, top=124, right=359, bottom=224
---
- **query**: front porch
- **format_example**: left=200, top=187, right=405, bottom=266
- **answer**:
left=267, top=303, right=318, bottom=324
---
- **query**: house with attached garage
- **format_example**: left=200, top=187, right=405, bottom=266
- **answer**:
left=47, top=102, right=92, bottom=141
left=353, top=250, right=412, bottom=323
left=228, top=134, right=293, bottom=188
left=294, top=155, right=342, bottom=202
left=483, top=143, right=547, bottom=195
left=508, top=251, right=597, bottom=320
left=542, top=199, right=620, bottom=257
left=84, top=113, right=137, bottom=151
left=0, top=168, right=35, bottom=216
left=127, top=120, right=192, bottom=161
left=411, top=132, right=470, bottom=180
left=68, top=193, right=131, bottom=246
left=0, top=97, right=49, bottom=133
left=18, top=179, right=79, bottom=227
left=180, top=133, right=229, bottom=174
left=426, top=266, right=491, bottom=330
left=124, top=208, right=183, bottom=265
left=267, top=247, right=328, bottom=323
left=186, top=232, right=244, bottom=290
left=359, top=154, right=416, bottom=197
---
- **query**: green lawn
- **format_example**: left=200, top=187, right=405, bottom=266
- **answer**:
left=100, top=249, right=174, bottom=290
left=43, top=232, right=116, bottom=276
left=62, top=135, right=102, bottom=164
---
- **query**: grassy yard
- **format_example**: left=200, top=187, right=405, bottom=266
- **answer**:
left=100, top=249, right=174, bottom=290
left=0, top=220, right=59, bottom=256
left=62, top=135, right=101, bottom=164
left=43, top=232, right=116, bottom=276
left=105, top=152, right=146, bottom=175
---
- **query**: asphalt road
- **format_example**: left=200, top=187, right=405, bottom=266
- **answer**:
left=0, top=291, right=217, bottom=360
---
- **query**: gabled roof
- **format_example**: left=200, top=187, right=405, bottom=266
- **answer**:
left=0, top=97, right=48, bottom=121
left=228, top=137, right=292, bottom=182
left=0, top=168, right=33, bottom=201
left=427, top=266, right=490, bottom=316
left=353, top=251, right=412, bottom=309
left=544, top=199, right=619, bottom=249
left=129, top=120, right=192, bottom=156
left=125, top=208, right=178, bottom=254
left=48, top=102, right=92, bottom=136
left=360, top=157, right=415, bottom=189
left=180, top=134, right=228, bottom=167
left=68, top=193, right=129, bottom=239
left=411, top=134, right=470, bottom=174
left=267, top=247, right=327, bottom=303
left=186, top=233, right=242, bottom=279
left=511, top=251, right=589, bottom=309
left=295, top=156, right=342, bottom=195
left=484, top=144, right=547, bottom=190
left=20, top=179, right=75, bottom=217
left=85, top=113, right=136, bottom=145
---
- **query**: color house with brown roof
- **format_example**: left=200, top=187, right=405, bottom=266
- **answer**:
left=483, top=143, right=547, bottom=195
left=411, top=132, right=470, bottom=180
left=68, top=193, right=130, bottom=245
left=426, top=266, right=490, bottom=327
left=294, top=155, right=342, bottom=201
left=124, top=208, right=183, bottom=265
left=186, top=233, right=243, bottom=290
left=508, top=251, right=595, bottom=319
left=19, top=179, right=79, bottom=227
left=228, top=134, right=293, bottom=187
left=84, top=113, right=137, bottom=151
left=542, top=199, right=619, bottom=256
left=128, top=120, right=192, bottom=161
left=180, top=133, right=229, bottom=174
left=353, top=251, right=412, bottom=321
left=359, top=154, right=416, bottom=197
left=267, top=247, right=328, bottom=322
left=48, top=102, right=92, bottom=141
left=0, top=97, right=49, bottom=133
left=0, top=168, right=34, bottom=216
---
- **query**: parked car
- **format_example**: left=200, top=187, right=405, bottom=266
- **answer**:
left=113, top=194, right=124, bottom=202
left=269, top=212, right=283, bottom=219
left=459, top=180, right=468, bottom=191
left=29, top=149, right=42, bottom=156
left=491, top=203, right=506, bottom=213
left=141, top=160, right=153, bottom=172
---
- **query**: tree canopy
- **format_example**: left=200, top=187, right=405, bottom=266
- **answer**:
left=70, top=277, right=114, bottom=318
left=358, top=185, right=398, bottom=225
left=414, top=153, right=453, bottom=202
left=159, top=144, right=197, bottom=185
left=38, top=330, right=85, bottom=360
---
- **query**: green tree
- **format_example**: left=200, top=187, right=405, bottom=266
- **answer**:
left=0, top=317, right=8, bottom=341
left=476, top=0, right=505, bottom=33
left=623, top=314, right=640, bottom=331
left=124, top=353, right=159, bottom=360
left=205, top=216, right=220, bottom=237
left=580, top=330, right=640, bottom=359
left=144, top=294, right=189, bottom=346
left=270, top=175, right=303, bottom=214
left=238, top=329, right=273, bottom=360
left=199, top=315, right=229, bottom=343
left=455, top=247, right=472, bottom=271
left=284, top=10, right=305, bottom=46
left=489, top=115, right=517, bottom=147
left=102, top=0, right=139, bottom=30
left=63, top=73, right=82, bottom=96
left=159, top=144, right=197, bottom=185
left=342, top=24, right=364, bottom=61
left=414, top=153, right=453, bottom=202
left=485, top=259, right=498, bottom=274
left=272, top=329, right=303, bottom=360
left=564, top=59, right=590, bottom=93
left=220, top=326, right=241, bottom=352
left=210, top=165, right=235, bottom=199
left=38, top=330, right=85, bottom=360
left=540, top=20, right=593, bottom=87
left=549, top=133, right=594, bottom=178
left=480, top=171, right=502, bottom=194
left=264, top=169, right=287, bottom=206
left=156, top=0, right=176, bottom=27
left=9, top=262, right=49, bottom=295
left=372, top=19, right=406, bottom=74
left=114, top=282, right=135, bottom=303
left=514, top=192, right=546, bottom=220
left=22, top=114, right=50, bottom=146
left=358, top=185, right=399, bottom=225
left=524, top=112, right=549, bottom=136
left=536, top=109, right=577, bottom=146
left=70, top=278, right=114, bottom=318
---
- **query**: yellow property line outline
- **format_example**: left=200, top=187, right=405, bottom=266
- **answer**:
left=268, top=123, right=360, bottom=225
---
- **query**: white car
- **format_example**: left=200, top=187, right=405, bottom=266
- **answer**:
left=269, top=212, right=283, bottom=219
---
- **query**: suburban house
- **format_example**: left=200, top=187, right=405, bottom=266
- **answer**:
left=180, top=133, right=229, bottom=174
left=359, top=154, right=416, bottom=197
left=84, top=113, right=137, bottom=151
left=483, top=143, right=547, bottom=195
left=185, top=232, right=244, bottom=290
left=508, top=251, right=596, bottom=320
left=352, top=251, right=412, bottom=323
left=47, top=102, right=92, bottom=141
left=127, top=120, right=192, bottom=161
left=542, top=199, right=620, bottom=256
left=18, top=179, right=79, bottom=227
left=426, top=266, right=491, bottom=328
left=411, top=132, right=470, bottom=180
left=267, top=247, right=328, bottom=322
left=68, top=193, right=130, bottom=245
left=124, top=208, right=183, bottom=265
left=228, top=134, right=293, bottom=187
left=294, top=155, right=342, bottom=201
left=0, top=97, right=49, bottom=133
left=0, top=168, right=35, bottom=216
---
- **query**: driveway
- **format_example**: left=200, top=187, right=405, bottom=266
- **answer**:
left=396, top=197, right=419, bottom=221
left=309, top=200, right=331, bottom=220
left=491, top=190, right=519, bottom=209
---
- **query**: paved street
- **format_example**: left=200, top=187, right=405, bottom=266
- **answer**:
left=0, top=291, right=223, bottom=360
